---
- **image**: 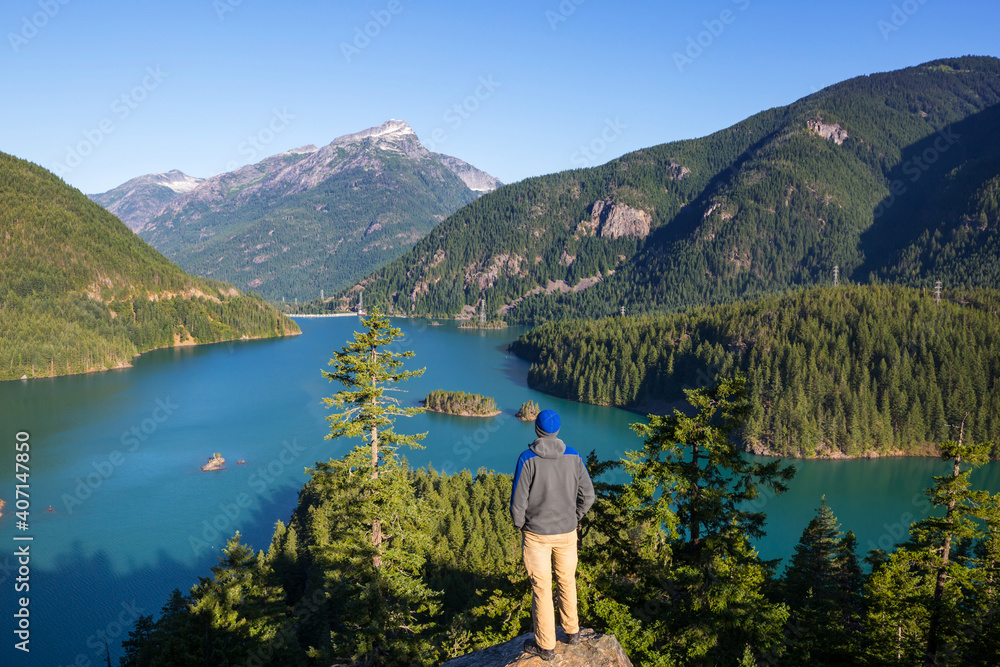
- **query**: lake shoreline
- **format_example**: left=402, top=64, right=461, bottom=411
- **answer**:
left=424, top=406, right=503, bottom=418
left=2, top=328, right=301, bottom=383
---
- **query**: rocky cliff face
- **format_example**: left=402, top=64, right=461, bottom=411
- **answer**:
left=441, top=628, right=632, bottom=666
left=433, top=152, right=503, bottom=193
left=581, top=199, right=652, bottom=239
left=807, top=117, right=850, bottom=145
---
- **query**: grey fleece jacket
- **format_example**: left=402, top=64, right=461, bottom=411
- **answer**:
left=509, top=435, right=595, bottom=535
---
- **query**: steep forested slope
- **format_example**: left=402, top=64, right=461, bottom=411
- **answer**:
left=331, top=56, right=1000, bottom=321
left=0, top=152, right=298, bottom=380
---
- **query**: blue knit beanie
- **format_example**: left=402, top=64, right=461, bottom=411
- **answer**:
left=535, top=409, right=560, bottom=437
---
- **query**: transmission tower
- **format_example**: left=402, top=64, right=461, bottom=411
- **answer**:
left=480, top=299, right=486, bottom=324
left=833, top=265, right=839, bottom=286
left=935, top=280, right=942, bottom=305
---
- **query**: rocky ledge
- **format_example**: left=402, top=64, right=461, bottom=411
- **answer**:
left=201, top=454, right=225, bottom=471
left=441, top=628, right=632, bottom=666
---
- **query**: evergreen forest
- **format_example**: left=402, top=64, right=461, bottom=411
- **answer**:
left=511, top=284, right=1000, bottom=458
left=0, top=152, right=298, bottom=381
left=424, top=390, right=501, bottom=416
left=118, top=313, right=1000, bottom=666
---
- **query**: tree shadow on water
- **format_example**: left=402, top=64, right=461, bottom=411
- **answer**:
left=1, top=485, right=302, bottom=666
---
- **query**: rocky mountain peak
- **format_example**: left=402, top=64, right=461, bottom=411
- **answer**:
left=333, top=118, right=417, bottom=145
left=149, top=169, right=205, bottom=193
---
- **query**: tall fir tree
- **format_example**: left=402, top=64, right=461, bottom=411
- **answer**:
left=781, top=498, right=862, bottom=665
left=617, top=375, right=796, bottom=663
left=308, top=307, right=441, bottom=665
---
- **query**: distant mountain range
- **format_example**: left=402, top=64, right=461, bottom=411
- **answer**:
left=89, top=169, right=205, bottom=231
left=0, top=152, right=297, bottom=381
left=88, top=120, right=501, bottom=302
left=326, top=56, right=1000, bottom=321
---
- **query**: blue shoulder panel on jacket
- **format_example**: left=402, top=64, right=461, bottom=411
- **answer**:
left=564, top=446, right=582, bottom=458
left=510, top=450, right=538, bottom=513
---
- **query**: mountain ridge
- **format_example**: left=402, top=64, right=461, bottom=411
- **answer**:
left=326, top=56, right=1000, bottom=321
left=89, top=169, right=205, bottom=231
left=92, top=120, right=502, bottom=302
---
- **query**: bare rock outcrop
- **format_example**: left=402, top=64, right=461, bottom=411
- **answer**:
left=441, top=628, right=632, bottom=667
left=667, top=161, right=691, bottom=179
left=807, top=118, right=849, bottom=145
left=582, top=200, right=652, bottom=239
left=201, top=454, right=225, bottom=471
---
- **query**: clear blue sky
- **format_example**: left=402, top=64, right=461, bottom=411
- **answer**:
left=1, top=0, right=997, bottom=194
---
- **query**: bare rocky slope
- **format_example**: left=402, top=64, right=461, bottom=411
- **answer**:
left=88, top=169, right=205, bottom=231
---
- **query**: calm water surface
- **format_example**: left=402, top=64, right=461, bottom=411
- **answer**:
left=1, top=317, right=997, bottom=665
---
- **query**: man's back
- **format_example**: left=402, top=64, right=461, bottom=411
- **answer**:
left=509, top=409, right=595, bottom=660
left=510, top=434, right=594, bottom=535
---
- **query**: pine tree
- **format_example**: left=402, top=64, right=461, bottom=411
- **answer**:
left=620, top=375, right=796, bottom=663
left=322, top=307, right=426, bottom=568
left=907, top=422, right=992, bottom=665
left=311, top=308, right=441, bottom=665
left=118, top=615, right=155, bottom=667
left=782, top=498, right=862, bottom=664
left=628, top=374, right=796, bottom=557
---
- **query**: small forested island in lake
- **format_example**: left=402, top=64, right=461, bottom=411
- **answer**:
left=201, top=453, right=225, bottom=471
left=424, top=390, right=500, bottom=417
left=516, top=400, right=540, bottom=421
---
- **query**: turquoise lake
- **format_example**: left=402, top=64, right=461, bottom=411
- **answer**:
left=1, top=316, right=998, bottom=665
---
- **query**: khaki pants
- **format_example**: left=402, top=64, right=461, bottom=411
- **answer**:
left=521, top=529, right=580, bottom=651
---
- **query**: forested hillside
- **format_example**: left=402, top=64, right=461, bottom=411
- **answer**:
left=0, top=152, right=298, bottom=381
left=511, top=284, right=1000, bottom=458
left=329, top=56, right=1000, bottom=321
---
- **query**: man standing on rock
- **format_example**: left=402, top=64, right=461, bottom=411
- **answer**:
left=510, top=409, right=595, bottom=661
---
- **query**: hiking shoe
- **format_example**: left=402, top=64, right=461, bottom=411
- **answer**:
left=523, top=639, right=555, bottom=661
left=563, top=630, right=581, bottom=645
